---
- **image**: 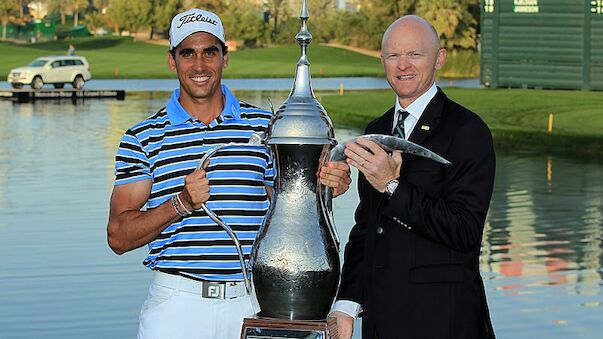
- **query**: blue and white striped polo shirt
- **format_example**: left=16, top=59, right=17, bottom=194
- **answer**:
left=114, top=85, right=274, bottom=282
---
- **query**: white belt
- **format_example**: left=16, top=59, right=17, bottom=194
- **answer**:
left=153, top=271, right=248, bottom=300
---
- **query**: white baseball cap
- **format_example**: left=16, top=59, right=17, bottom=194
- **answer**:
left=169, top=8, right=225, bottom=50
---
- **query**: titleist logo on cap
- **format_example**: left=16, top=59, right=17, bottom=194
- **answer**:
left=177, top=13, right=218, bottom=29
left=169, top=9, right=225, bottom=48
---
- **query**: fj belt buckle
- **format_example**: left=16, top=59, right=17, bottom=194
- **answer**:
left=202, top=281, right=225, bottom=299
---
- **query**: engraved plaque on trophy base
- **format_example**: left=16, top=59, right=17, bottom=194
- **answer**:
left=240, top=317, right=338, bottom=339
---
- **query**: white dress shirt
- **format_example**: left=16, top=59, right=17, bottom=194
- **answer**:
left=392, top=83, right=438, bottom=139
left=330, top=82, right=438, bottom=319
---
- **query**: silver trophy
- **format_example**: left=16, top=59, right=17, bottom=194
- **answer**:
left=196, top=1, right=451, bottom=337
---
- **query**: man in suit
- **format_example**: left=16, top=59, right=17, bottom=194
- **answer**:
left=329, top=15, right=496, bottom=339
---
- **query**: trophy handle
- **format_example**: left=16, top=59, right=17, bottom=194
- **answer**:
left=194, top=134, right=265, bottom=294
left=199, top=204, right=251, bottom=294
left=320, top=179, right=341, bottom=252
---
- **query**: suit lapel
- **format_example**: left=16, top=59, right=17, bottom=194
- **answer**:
left=408, top=88, right=446, bottom=146
left=375, top=106, right=396, bottom=135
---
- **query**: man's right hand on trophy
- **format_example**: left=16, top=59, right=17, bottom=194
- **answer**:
left=179, top=166, right=211, bottom=211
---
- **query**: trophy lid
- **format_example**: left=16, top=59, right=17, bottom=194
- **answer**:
left=266, top=0, right=335, bottom=145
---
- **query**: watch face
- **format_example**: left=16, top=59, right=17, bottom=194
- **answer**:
left=386, top=180, right=398, bottom=195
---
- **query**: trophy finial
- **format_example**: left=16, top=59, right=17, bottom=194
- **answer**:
left=291, top=0, right=313, bottom=98
left=266, top=0, right=334, bottom=146
left=300, top=0, right=309, bottom=19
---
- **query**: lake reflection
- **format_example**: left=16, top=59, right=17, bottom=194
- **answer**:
left=0, top=93, right=601, bottom=339
left=482, top=152, right=603, bottom=338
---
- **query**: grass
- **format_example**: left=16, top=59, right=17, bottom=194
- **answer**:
left=230, top=45, right=384, bottom=78
left=0, top=36, right=480, bottom=79
left=0, top=36, right=383, bottom=79
left=319, top=88, right=603, bottom=158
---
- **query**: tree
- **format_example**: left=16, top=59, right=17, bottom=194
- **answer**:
left=332, top=8, right=355, bottom=45
left=415, top=0, right=478, bottom=49
left=17, top=0, right=29, bottom=18
left=92, top=0, right=110, bottom=9
left=0, top=0, right=18, bottom=40
left=67, top=0, right=89, bottom=27
left=85, top=11, right=106, bottom=34
left=128, top=0, right=152, bottom=35
left=264, top=0, right=289, bottom=41
left=106, top=0, right=153, bottom=36
left=185, top=0, right=227, bottom=13
left=85, top=0, right=110, bottom=34
left=330, top=0, right=479, bottom=51
left=150, top=0, right=181, bottom=39
left=45, top=0, right=67, bottom=25
left=345, top=0, right=415, bottom=50
left=358, top=0, right=415, bottom=18
left=306, top=0, right=337, bottom=43
left=221, top=0, right=264, bottom=47
left=106, top=0, right=128, bottom=34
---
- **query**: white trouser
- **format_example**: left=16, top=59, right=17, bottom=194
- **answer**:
left=138, top=271, right=258, bottom=339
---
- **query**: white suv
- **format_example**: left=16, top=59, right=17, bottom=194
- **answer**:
left=7, top=55, right=92, bottom=90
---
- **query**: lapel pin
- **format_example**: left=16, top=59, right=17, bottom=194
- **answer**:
left=421, top=125, right=430, bottom=131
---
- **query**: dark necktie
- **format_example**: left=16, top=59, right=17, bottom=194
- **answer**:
left=394, top=110, right=410, bottom=139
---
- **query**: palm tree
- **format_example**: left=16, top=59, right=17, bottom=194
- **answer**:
left=416, top=0, right=478, bottom=49
left=264, top=0, right=287, bottom=39
left=69, top=0, right=89, bottom=27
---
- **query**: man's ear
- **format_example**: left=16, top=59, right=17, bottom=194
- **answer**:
left=223, top=53, right=229, bottom=69
left=435, top=48, right=447, bottom=70
left=168, top=51, right=176, bottom=72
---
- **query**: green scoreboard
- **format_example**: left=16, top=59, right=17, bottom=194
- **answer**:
left=480, top=0, right=603, bottom=90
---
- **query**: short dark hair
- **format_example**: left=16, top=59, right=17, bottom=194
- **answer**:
left=169, top=41, right=228, bottom=58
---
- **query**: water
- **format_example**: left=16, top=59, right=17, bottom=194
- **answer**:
left=0, top=93, right=601, bottom=338
left=481, top=152, right=603, bottom=337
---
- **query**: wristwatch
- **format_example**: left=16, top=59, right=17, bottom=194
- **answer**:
left=385, top=179, right=399, bottom=197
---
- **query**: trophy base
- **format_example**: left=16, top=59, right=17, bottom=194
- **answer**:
left=240, top=317, right=339, bottom=339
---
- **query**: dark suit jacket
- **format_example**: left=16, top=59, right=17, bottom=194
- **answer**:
left=338, top=88, right=496, bottom=339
